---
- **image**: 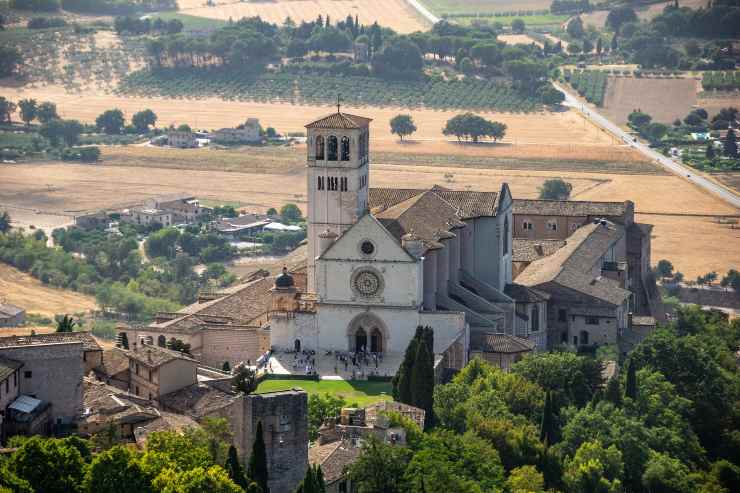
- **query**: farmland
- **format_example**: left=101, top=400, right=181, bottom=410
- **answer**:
left=119, top=68, right=542, bottom=112
left=0, top=263, right=96, bottom=318
left=702, top=71, right=740, bottom=92
left=581, top=0, right=709, bottom=28
left=175, top=0, right=428, bottom=33
left=419, top=0, right=553, bottom=15
left=1, top=152, right=736, bottom=278
left=602, top=76, right=699, bottom=126
left=565, top=70, right=608, bottom=106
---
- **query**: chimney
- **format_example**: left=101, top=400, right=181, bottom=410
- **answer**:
left=628, top=312, right=633, bottom=328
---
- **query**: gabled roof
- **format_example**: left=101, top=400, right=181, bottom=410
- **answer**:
left=124, top=344, right=197, bottom=368
left=160, top=382, right=238, bottom=418
left=375, top=190, right=464, bottom=250
left=308, top=440, right=362, bottom=484
left=0, top=304, right=24, bottom=317
left=504, top=283, right=550, bottom=302
left=471, top=333, right=536, bottom=354
left=0, top=331, right=101, bottom=351
left=516, top=221, right=631, bottom=306
left=369, top=185, right=500, bottom=219
left=512, top=199, right=628, bottom=218
left=512, top=239, right=566, bottom=262
left=305, top=112, right=372, bottom=129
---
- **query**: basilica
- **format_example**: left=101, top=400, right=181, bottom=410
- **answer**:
left=268, top=109, right=544, bottom=374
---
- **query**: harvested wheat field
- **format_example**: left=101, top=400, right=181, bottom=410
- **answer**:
left=421, top=0, right=552, bottom=14
left=603, top=76, right=699, bottom=126
left=582, top=0, right=709, bottom=28
left=697, top=94, right=740, bottom=120
left=4, top=86, right=646, bottom=163
left=175, top=0, right=428, bottom=33
left=2, top=160, right=737, bottom=277
left=0, top=263, right=96, bottom=318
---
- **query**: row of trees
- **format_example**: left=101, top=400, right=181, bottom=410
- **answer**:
left=350, top=306, right=740, bottom=492
left=0, top=417, right=274, bottom=493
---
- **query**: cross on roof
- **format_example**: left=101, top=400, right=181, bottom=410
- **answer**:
left=336, top=95, right=341, bottom=113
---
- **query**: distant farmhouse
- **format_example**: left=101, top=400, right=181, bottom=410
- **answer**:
left=167, top=129, right=197, bottom=148
left=210, top=118, right=261, bottom=145
left=0, top=303, right=25, bottom=327
left=121, top=193, right=209, bottom=227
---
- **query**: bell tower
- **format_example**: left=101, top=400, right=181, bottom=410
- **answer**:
left=304, top=105, right=372, bottom=292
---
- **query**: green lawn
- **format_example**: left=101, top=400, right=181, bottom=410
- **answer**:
left=420, top=0, right=553, bottom=15
left=150, top=12, right=227, bottom=32
left=256, top=379, right=392, bottom=407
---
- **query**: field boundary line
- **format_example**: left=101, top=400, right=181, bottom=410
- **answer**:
left=405, top=0, right=440, bottom=24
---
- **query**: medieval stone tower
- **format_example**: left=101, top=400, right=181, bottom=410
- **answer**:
left=305, top=109, right=372, bottom=291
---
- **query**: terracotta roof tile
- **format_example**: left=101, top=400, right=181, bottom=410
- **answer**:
left=0, top=331, right=101, bottom=351
left=471, top=333, right=535, bottom=354
left=124, top=344, right=197, bottom=368
left=375, top=191, right=462, bottom=249
left=504, top=283, right=550, bottom=302
left=512, top=199, right=627, bottom=218
left=512, top=239, right=566, bottom=262
left=305, top=112, right=372, bottom=129
left=308, top=440, right=361, bottom=484
left=370, top=186, right=499, bottom=219
left=160, top=382, right=238, bottom=418
left=0, top=356, right=22, bottom=382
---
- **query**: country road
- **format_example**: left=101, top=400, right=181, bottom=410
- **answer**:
left=405, top=0, right=440, bottom=25
left=553, top=82, right=740, bottom=209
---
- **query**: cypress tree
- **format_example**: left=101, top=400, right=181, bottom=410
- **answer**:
left=226, top=445, right=249, bottom=490
left=410, top=334, right=435, bottom=430
left=604, top=376, right=622, bottom=407
left=625, top=359, right=638, bottom=401
left=248, top=421, right=269, bottom=493
left=392, top=336, right=418, bottom=404
left=724, top=128, right=737, bottom=158
left=540, top=391, right=557, bottom=446
left=294, top=465, right=325, bottom=493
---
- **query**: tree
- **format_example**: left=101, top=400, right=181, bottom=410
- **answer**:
left=624, top=359, right=637, bottom=401
left=280, top=203, right=303, bottom=223
left=723, top=128, right=737, bottom=158
left=511, top=18, right=525, bottom=34
left=232, top=363, right=258, bottom=394
left=132, top=109, right=157, bottom=133
left=0, top=96, right=16, bottom=124
left=392, top=332, right=417, bottom=404
left=266, top=207, right=278, bottom=216
left=538, top=178, right=573, bottom=200
left=604, top=376, right=622, bottom=407
left=9, top=436, right=87, bottom=493
left=18, top=98, right=37, bottom=126
left=567, top=16, right=585, bottom=38
left=460, top=56, right=475, bottom=75
left=641, top=452, right=694, bottom=493
left=83, top=445, right=152, bottom=493
left=56, top=314, right=76, bottom=332
left=720, top=269, right=740, bottom=291
left=346, top=436, right=412, bottom=493
left=706, top=142, right=716, bottom=159
left=0, top=46, right=22, bottom=77
left=39, top=119, right=83, bottom=147
left=507, top=465, right=545, bottom=493
left=0, top=210, right=11, bottom=233
left=225, top=445, right=254, bottom=491
left=655, top=259, right=674, bottom=279
left=410, top=329, right=435, bottom=429
left=563, top=440, right=624, bottom=493
left=606, top=6, right=638, bottom=32
left=96, top=109, right=125, bottom=135
left=540, top=391, right=557, bottom=446
left=308, top=393, right=346, bottom=441
left=538, top=85, right=565, bottom=106
left=389, top=114, right=417, bottom=141
left=371, top=38, right=423, bottom=80
left=36, top=101, right=59, bottom=123
left=152, top=465, right=243, bottom=493
left=643, top=122, right=668, bottom=143
left=247, top=421, right=269, bottom=493
left=295, top=464, right=326, bottom=493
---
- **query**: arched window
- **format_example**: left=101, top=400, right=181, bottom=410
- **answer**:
left=531, top=305, right=539, bottom=331
left=315, top=135, right=325, bottom=160
left=341, top=136, right=351, bottom=161
left=503, top=216, right=509, bottom=255
left=327, top=136, right=338, bottom=161
left=157, top=335, right=166, bottom=347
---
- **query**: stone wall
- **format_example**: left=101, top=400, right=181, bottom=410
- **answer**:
left=201, top=327, right=267, bottom=369
left=0, top=342, right=84, bottom=423
left=243, top=390, right=309, bottom=493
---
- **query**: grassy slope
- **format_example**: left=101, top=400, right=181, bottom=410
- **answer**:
left=256, top=378, right=392, bottom=407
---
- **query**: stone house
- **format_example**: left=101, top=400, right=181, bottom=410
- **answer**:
left=0, top=356, right=22, bottom=442
left=211, top=119, right=261, bottom=144
left=145, top=194, right=208, bottom=224
left=73, top=211, right=110, bottom=230
left=0, top=304, right=25, bottom=327
left=516, top=221, right=632, bottom=350
left=469, top=333, right=535, bottom=371
left=122, top=207, right=173, bottom=228
left=124, top=343, right=198, bottom=401
left=168, top=130, right=197, bottom=148
left=117, top=275, right=274, bottom=369
left=0, top=333, right=88, bottom=425
left=92, top=348, right=131, bottom=391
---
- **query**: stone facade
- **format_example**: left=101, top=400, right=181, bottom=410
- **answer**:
left=0, top=358, right=22, bottom=442
left=242, top=390, right=308, bottom=493
left=200, top=326, right=269, bottom=369
left=0, top=342, right=84, bottom=424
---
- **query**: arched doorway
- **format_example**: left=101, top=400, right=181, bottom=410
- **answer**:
left=355, top=328, right=367, bottom=353
left=294, top=339, right=301, bottom=352
left=370, top=328, right=383, bottom=353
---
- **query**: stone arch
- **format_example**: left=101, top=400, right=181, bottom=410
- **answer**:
left=327, top=136, right=338, bottom=161
left=341, top=136, right=351, bottom=161
left=347, top=312, right=388, bottom=353
left=315, top=135, right=325, bottom=160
